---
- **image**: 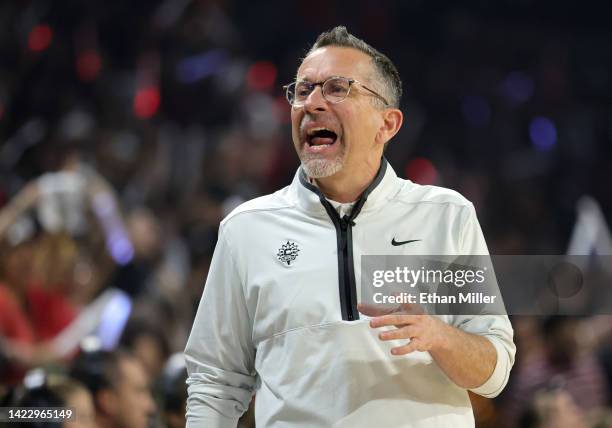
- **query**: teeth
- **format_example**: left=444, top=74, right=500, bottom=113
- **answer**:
left=309, top=143, right=332, bottom=151
left=307, top=127, right=334, bottom=136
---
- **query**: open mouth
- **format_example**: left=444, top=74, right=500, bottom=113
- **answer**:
left=306, top=127, right=338, bottom=147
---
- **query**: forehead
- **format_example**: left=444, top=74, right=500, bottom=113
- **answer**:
left=118, top=357, right=148, bottom=386
left=297, top=46, right=374, bottom=82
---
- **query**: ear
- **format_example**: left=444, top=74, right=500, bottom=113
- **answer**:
left=375, top=108, right=403, bottom=147
left=97, top=389, right=118, bottom=416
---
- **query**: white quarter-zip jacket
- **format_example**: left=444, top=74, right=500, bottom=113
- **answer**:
left=185, top=159, right=515, bottom=427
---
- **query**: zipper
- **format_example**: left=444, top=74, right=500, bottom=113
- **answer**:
left=299, top=159, right=388, bottom=321
left=340, top=215, right=357, bottom=321
left=320, top=203, right=358, bottom=321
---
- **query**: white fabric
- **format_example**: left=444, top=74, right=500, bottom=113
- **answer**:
left=185, top=162, right=515, bottom=427
left=37, top=171, right=87, bottom=235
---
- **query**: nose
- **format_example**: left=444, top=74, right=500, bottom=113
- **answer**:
left=301, top=85, right=328, bottom=114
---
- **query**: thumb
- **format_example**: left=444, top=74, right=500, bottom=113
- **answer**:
left=357, top=303, right=399, bottom=316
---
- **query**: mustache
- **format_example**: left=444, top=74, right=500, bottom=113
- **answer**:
left=299, top=116, right=315, bottom=134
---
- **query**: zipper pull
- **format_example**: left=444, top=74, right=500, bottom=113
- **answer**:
left=342, top=215, right=355, bottom=228
left=339, top=217, right=350, bottom=250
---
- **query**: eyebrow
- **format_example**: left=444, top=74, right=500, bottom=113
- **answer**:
left=295, top=75, right=350, bottom=83
left=295, top=73, right=344, bottom=82
left=295, top=76, right=314, bottom=83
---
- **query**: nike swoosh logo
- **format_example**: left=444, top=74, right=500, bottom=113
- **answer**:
left=391, top=238, right=421, bottom=246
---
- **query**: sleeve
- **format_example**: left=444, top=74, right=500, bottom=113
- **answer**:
left=184, top=224, right=256, bottom=427
left=453, top=203, right=516, bottom=398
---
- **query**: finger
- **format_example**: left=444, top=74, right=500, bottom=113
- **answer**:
left=357, top=303, right=400, bottom=317
left=369, top=314, right=421, bottom=328
left=399, top=302, right=425, bottom=315
left=378, top=325, right=418, bottom=341
left=359, top=301, right=425, bottom=317
left=391, top=340, right=421, bottom=356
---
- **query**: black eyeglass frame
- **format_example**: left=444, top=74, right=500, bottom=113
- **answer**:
left=283, top=76, right=390, bottom=107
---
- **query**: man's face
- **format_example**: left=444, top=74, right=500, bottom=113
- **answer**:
left=65, top=388, right=96, bottom=428
left=291, top=46, right=387, bottom=179
left=114, top=357, right=155, bottom=428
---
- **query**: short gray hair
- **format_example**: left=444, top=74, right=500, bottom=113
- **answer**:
left=306, top=26, right=402, bottom=108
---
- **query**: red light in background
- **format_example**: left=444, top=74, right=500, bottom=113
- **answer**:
left=405, top=157, right=438, bottom=185
left=28, top=25, right=53, bottom=52
left=76, top=50, right=102, bottom=81
left=247, top=61, right=277, bottom=91
left=133, top=87, right=160, bottom=119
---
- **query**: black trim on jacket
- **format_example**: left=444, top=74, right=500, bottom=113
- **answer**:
left=299, top=158, right=388, bottom=321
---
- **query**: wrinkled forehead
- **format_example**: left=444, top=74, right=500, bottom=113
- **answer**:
left=296, top=46, right=375, bottom=83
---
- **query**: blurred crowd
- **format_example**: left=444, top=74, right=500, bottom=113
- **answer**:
left=1, top=0, right=612, bottom=427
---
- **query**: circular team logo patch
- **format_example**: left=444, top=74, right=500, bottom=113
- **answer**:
left=277, top=241, right=300, bottom=266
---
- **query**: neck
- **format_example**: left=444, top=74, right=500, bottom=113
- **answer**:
left=313, top=158, right=382, bottom=203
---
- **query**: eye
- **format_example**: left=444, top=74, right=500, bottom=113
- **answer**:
left=324, top=79, right=350, bottom=97
left=295, top=82, right=312, bottom=98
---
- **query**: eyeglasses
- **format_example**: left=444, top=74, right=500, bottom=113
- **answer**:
left=283, top=76, right=389, bottom=107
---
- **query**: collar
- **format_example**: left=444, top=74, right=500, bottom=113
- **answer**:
left=302, top=176, right=356, bottom=217
left=327, top=199, right=355, bottom=218
left=291, top=158, right=401, bottom=220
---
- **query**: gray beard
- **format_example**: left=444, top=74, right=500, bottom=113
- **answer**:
left=300, top=153, right=345, bottom=178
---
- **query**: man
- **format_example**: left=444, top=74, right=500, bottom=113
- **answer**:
left=12, top=374, right=97, bottom=428
left=71, top=349, right=155, bottom=428
left=185, top=26, right=515, bottom=427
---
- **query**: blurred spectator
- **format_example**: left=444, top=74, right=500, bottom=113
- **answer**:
left=0, top=142, right=133, bottom=269
left=519, top=388, right=587, bottom=428
left=27, top=233, right=79, bottom=340
left=0, top=281, right=34, bottom=384
left=70, top=349, right=155, bottom=428
left=158, top=353, right=188, bottom=428
left=120, top=317, right=170, bottom=381
left=10, top=371, right=97, bottom=428
left=501, top=316, right=609, bottom=427
left=110, top=207, right=162, bottom=297
left=1, top=289, right=132, bottom=375
left=0, top=234, right=78, bottom=384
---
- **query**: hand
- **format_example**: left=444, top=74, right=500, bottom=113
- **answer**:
left=358, top=302, right=499, bottom=389
left=357, top=302, right=451, bottom=356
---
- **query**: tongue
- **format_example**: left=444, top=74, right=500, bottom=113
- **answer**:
left=311, top=136, right=335, bottom=146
